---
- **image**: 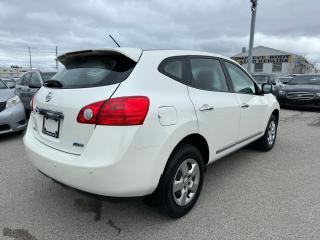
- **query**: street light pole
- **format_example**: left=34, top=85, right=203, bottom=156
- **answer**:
left=247, top=0, right=258, bottom=73
left=28, top=47, right=32, bottom=70
left=55, top=45, right=58, bottom=70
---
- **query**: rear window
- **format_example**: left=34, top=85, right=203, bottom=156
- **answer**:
left=52, top=53, right=136, bottom=89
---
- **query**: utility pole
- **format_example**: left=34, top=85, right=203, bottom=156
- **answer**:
left=247, top=0, right=258, bottom=73
left=28, top=47, right=32, bottom=70
left=55, top=45, right=58, bottom=70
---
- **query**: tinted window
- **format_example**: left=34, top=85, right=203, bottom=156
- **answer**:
left=21, top=73, right=31, bottom=86
left=41, top=72, right=56, bottom=82
left=190, top=58, right=228, bottom=92
left=159, top=58, right=186, bottom=84
left=225, top=62, right=255, bottom=94
left=163, top=60, right=182, bottom=79
left=52, top=54, right=136, bottom=89
left=30, top=73, right=41, bottom=87
left=17, top=75, right=24, bottom=85
left=0, top=80, right=7, bottom=89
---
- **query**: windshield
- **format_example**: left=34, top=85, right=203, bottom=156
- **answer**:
left=288, top=75, right=320, bottom=85
left=253, top=75, right=270, bottom=83
left=41, top=72, right=57, bottom=82
left=3, top=79, right=15, bottom=84
left=51, top=53, right=136, bottom=89
left=0, top=80, right=8, bottom=89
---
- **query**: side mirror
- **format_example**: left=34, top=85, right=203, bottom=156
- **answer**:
left=261, top=83, right=273, bottom=94
left=29, top=83, right=41, bottom=89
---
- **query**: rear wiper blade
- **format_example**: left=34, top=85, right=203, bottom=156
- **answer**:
left=43, top=80, right=63, bottom=88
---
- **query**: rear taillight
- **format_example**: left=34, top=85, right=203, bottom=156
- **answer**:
left=77, top=96, right=150, bottom=126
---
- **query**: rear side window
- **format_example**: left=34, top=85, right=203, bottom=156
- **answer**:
left=53, top=53, right=136, bottom=89
left=17, top=75, right=24, bottom=85
left=30, top=73, right=41, bottom=87
left=158, top=58, right=186, bottom=83
left=190, top=58, right=228, bottom=92
left=21, top=73, right=31, bottom=86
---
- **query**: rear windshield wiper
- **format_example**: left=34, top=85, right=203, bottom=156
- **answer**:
left=43, top=80, right=63, bottom=88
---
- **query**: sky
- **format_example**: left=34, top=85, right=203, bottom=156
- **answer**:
left=0, top=0, right=320, bottom=70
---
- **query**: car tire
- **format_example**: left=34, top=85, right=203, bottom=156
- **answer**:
left=153, top=143, right=204, bottom=218
left=253, top=115, right=278, bottom=151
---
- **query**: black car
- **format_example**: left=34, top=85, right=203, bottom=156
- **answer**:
left=278, top=75, right=320, bottom=109
left=15, top=70, right=56, bottom=112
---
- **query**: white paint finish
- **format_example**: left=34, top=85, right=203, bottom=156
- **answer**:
left=158, top=106, right=178, bottom=126
left=24, top=48, right=280, bottom=197
left=236, top=94, right=269, bottom=141
left=188, top=88, right=240, bottom=162
left=33, top=84, right=119, bottom=154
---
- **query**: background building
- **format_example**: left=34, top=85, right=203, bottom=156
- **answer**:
left=231, top=46, right=316, bottom=76
left=0, top=66, right=28, bottom=78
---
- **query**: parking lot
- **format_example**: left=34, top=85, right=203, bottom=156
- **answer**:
left=0, top=109, right=319, bottom=240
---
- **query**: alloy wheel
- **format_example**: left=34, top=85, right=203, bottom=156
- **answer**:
left=172, top=158, right=200, bottom=206
left=267, top=120, right=276, bottom=146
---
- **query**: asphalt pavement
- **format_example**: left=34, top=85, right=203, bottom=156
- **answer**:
left=1, top=109, right=320, bottom=240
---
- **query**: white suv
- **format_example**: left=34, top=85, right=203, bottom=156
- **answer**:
left=24, top=48, right=280, bottom=218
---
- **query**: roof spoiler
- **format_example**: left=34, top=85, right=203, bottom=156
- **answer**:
left=57, top=48, right=142, bottom=63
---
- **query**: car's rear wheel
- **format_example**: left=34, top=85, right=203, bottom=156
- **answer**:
left=156, top=143, right=204, bottom=218
left=254, top=114, right=278, bottom=151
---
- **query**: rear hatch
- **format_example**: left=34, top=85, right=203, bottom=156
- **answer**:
left=31, top=48, right=141, bottom=154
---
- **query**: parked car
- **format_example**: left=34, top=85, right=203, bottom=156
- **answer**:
left=24, top=48, right=280, bottom=218
left=15, top=70, right=56, bottom=112
left=1, top=78, right=16, bottom=89
left=11, top=77, right=20, bottom=82
left=251, top=73, right=281, bottom=96
left=279, top=76, right=293, bottom=85
left=0, top=79, right=26, bottom=134
left=278, top=74, right=320, bottom=109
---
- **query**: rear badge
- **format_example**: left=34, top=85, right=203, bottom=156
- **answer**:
left=46, top=92, right=53, bottom=102
left=73, top=143, right=84, bottom=148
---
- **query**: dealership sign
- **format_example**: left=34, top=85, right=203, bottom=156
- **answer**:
left=231, top=55, right=292, bottom=64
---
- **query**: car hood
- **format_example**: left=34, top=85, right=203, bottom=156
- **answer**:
left=282, top=84, right=320, bottom=92
left=0, top=88, right=15, bottom=102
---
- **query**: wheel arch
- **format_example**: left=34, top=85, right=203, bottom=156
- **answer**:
left=271, top=108, right=279, bottom=122
left=165, top=133, right=210, bottom=169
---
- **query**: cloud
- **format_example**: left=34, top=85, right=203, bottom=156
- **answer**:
left=0, top=0, right=319, bottom=69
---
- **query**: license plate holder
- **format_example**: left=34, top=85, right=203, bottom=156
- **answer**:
left=42, top=116, right=60, bottom=138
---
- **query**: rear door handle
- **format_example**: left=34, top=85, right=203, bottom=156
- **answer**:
left=241, top=103, right=250, bottom=108
left=199, top=104, right=214, bottom=111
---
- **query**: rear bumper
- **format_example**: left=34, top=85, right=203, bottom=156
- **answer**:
left=0, top=102, right=26, bottom=134
left=23, top=120, right=170, bottom=197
